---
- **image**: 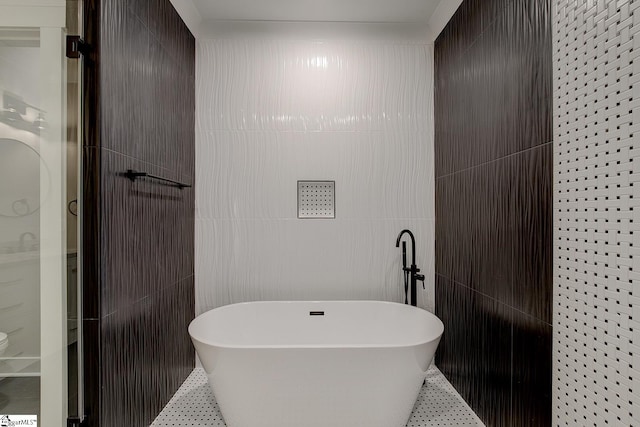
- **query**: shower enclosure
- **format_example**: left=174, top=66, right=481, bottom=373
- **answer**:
left=0, top=0, right=83, bottom=424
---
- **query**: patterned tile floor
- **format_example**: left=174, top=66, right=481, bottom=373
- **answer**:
left=152, top=365, right=484, bottom=426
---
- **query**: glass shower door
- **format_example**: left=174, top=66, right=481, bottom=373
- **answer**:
left=0, top=1, right=82, bottom=425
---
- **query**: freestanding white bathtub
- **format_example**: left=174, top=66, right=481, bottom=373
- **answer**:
left=189, top=301, right=444, bottom=427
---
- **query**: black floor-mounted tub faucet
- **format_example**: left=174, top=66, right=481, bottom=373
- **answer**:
left=396, top=229, right=425, bottom=307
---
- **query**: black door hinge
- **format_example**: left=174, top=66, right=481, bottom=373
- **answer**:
left=67, top=416, right=87, bottom=427
left=66, top=35, right=88, bottom=58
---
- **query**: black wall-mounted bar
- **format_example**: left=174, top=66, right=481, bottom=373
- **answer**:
left=123, top=169, right=192, bottom=189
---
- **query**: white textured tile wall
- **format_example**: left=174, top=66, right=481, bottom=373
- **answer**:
left=196, top=39, right=434, bottom=314
left=554, top=1, right=639, bottom=426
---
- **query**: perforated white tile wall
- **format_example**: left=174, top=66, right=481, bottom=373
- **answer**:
left=553, top=1, right=639, bottom=426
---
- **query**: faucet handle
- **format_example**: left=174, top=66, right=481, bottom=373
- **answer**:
left=416, top=273, right=425, bottom=289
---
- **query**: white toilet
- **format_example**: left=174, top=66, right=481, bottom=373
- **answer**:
left=0, top=332, right=8, bottom=356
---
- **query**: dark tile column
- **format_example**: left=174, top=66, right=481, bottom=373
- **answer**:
left=434, top=0, right=553, bottom=425
left=82, top=0, right=196, bottom=425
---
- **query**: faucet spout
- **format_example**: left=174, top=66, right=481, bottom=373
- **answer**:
left=395, top=229, right=416, bottom=266
left=395, top=229, right=423, bottom=307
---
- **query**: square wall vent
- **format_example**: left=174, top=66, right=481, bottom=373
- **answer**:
left=297, top=181, right=335, bottom=219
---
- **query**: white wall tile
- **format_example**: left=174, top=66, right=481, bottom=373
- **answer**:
left=196, top=40, right=433, bottom=133
left=553, top=1, right=639, bottom=425
left=196, top=38, right=434, bottom=314
left=196, top=218, right=434, bottom=314
left=196, top=130, right=434, bottom=220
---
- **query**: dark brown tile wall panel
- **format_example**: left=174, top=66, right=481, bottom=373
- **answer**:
left=434, top=0, right=552, bottom=425
left=435, top=155, right=515, bottom=305
left=125, top=0, right=152, bottom=28
left=81, top=147, right=101, bottom=320
left=82, top=1, right=104, bottom=423
left=436, top=143, right=553, bottom=320
left=435, top=276, right=512, bottom=426
left=100, top=2, right=150, bottom=158
left=100, top=150, right=194, bottom=316
left=82, top=0, right=195, bottom=425
left=511, top=312, right=552, bottom=427
left=82, top=0, right=101, bottom=151
left=510, top=144, right=553, bottom=323
left=434, top=275, right=473, bottom=389
left=100, top=278, right=194, bottom=426
left=81, top=319, right=101, bottom=427
left=468, top=294, right=512, bottom=427
left=435, top=0, right=553, bottom=178
left=435, top=0, right=507, bottom=65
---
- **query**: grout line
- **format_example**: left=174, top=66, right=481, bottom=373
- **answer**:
left=436, top=0, right=515, bottom=64
left=434, top=141, right=554, bottom=181
left=435, top=273, right=553, bottom=327
left=101, top=275, right=194, bottom=319
left=97, top=146, right=193, bottom=180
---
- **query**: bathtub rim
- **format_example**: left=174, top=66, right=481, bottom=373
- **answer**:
left=189, top=300, right=444, bottom=350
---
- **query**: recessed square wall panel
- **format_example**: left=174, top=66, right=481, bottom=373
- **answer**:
left=298, top=181, right=335, bottom=219
left=553, top=1, right=639, bottom=425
